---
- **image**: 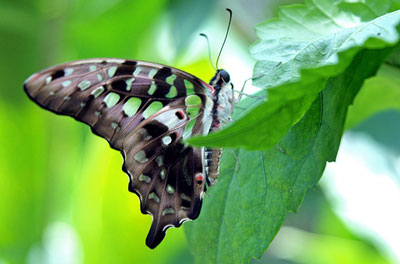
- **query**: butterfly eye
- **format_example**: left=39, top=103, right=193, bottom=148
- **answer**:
left=219, top=70, right=230, bottom=83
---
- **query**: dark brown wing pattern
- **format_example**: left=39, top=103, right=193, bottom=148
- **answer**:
left=24, top=58, right=213, bottom=248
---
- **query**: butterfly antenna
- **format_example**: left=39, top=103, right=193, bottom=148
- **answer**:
left=215, top=8, right=232, bottom=69
left=199, top=33, right=217, bottom=71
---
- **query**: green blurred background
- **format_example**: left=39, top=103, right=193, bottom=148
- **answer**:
left=1, top=0, right=399, bottom=263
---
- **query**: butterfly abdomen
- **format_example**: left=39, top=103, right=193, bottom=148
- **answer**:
left=204, top=148, right=223, bottom=185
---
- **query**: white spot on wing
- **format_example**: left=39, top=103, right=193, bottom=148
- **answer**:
left=162, top=208, right=175, bottom=216
left=161, top=136, right=172, bottom=146
left=111, top=122, right=120, bottom=131
left=180, top=193, right=191, bottom=201
left=62, top=80, right=72, bottom=87
left=108, top=66, right=117, bottom=77
left=162, top=224, right=176, bottom=231
left=72, top=59, right=103, bottom=65
left=153, top=109, right=185, bottom=129
left=138, top=174, right=151, bottom=183
left=106, top=59, right=125, bottom=63
left=134, top=150, right=148, bottom=164
left=155, top=156, right=164, bottom=167
left=64, top=68, right=74, bottom=76
left=179, top=217, right=192, bottom=224
left=166, top=185, right=175, bottom=194
left=160, top=168, right=166, bottom=180
left=148, top=192, right=160, bottom=203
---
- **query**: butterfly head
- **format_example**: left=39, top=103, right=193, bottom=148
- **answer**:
left=219, top=69, right=230, bottom=83
left=208, top=69, right=235, bottom=127
left=210, top=69, right=233, bottom=90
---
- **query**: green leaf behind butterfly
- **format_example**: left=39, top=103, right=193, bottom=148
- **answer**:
left=185, top=46, right=394, bottom=264
left=188, top=0, right=400, bottom=150
left=185, top=0, right=400, bottom=263
left=345, top=63, right=400, bottom=130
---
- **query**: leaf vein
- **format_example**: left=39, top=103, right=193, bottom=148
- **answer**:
left=292, top=93, right=324, bottom=193
left=215, top=159, right=238, bottom=263
left=259, top=151, right=267, bottom=251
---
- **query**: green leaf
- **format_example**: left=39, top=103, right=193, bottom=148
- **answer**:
left=185, top=47, right=393, bottom=264
left=345, top=63, right=400, bottom=130
left=188, top=1, right=400, bottom=150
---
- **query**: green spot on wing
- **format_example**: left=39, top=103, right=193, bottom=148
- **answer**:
left=125, top=78, right=135, bottom=91
left=148, top=83, right=157, bottom=95
left=184, top=79, right=194, bottom=89
left=148, top=69, right=157, bottom=78
left=122, top=97, right=141, bottom=117
left=91, top=86, right=105, bottom=98
left=166, top=75, right=177, bottom=85
left=166, top=86, right=178, bottom=98
left=184, top=80, right=195, bottom=95
left=185, top=95, right=202, bottom=106
left=186, top=106, right=200, bottom=118
left=133, top=67, right=142, bottom=76
left=143, top=101, right=163, bottom=119
left=78, top=80, right=91, bottom=90
left=103, top=92, right=120, bottom=108
left=183, top=118, right=197, bottom=139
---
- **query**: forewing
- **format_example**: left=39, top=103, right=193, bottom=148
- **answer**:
left=24, top=58, right=213, bottom=248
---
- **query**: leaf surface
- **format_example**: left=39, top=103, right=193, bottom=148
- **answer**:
left=188, top=0, right=400, bottom=150
left=185, top=0, right=400, bottom=263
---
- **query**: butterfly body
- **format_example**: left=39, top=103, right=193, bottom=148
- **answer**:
left=204, top=69, right=234, bottom=185
left=24, top=58, right=234, bottom=248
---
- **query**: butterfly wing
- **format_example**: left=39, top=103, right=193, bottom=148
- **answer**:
left=24, top=58, right=214, bottom=248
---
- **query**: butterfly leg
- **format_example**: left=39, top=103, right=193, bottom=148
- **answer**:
left=234, top=90, right=266, bottom=101
left=230, top=149, right=240, bottom=173
left=276, top=144, right=286, bottom=154
left=235, top=61, right=282, bottom=102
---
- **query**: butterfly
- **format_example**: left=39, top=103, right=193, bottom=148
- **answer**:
left=23, top=58, right=235, bottom=248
